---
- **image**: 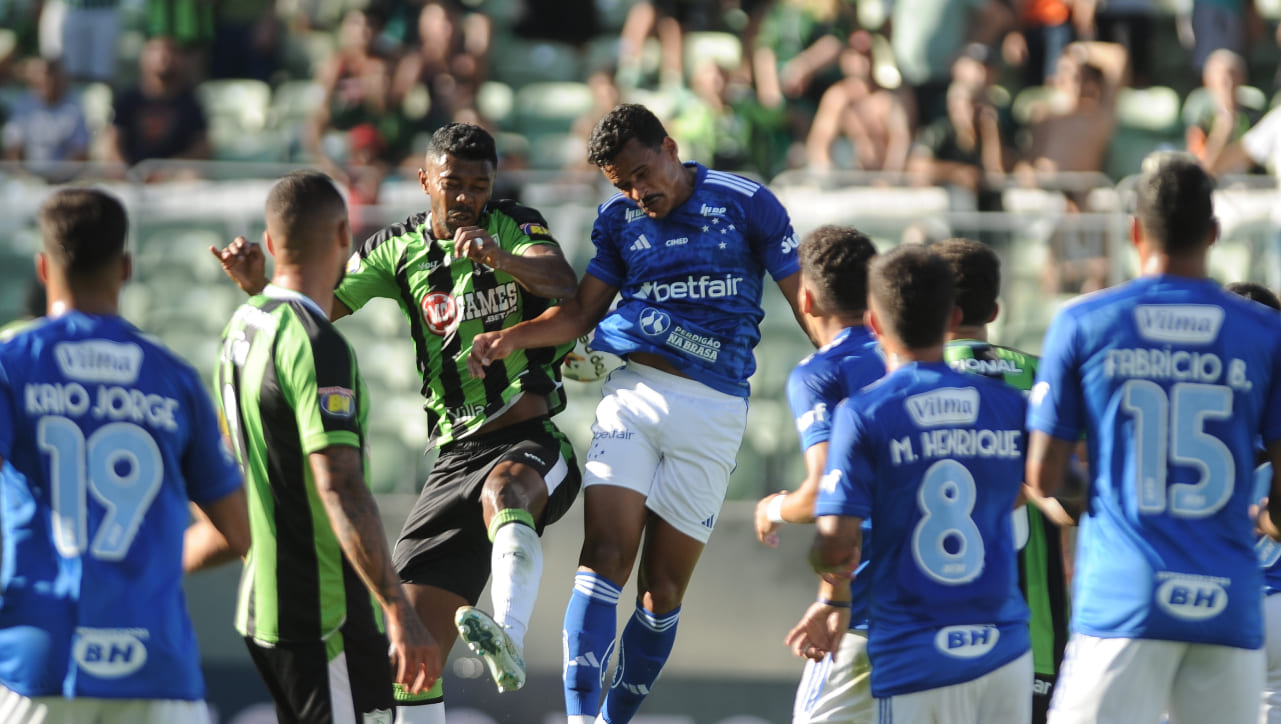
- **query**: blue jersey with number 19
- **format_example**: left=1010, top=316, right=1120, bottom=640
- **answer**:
left=0, top=313, right=242, bottom=700
left=1028, top=276, right=1281, bottom=649
left=586, top=162, right=800, bottom=398
left=816, top=361, right=1030, bottom=698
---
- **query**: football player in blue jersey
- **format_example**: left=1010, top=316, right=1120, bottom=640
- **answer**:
left=749, top=225, right=883, bottom=724
left=1027, top=154, right=1281, bottom=724
left=810, top=245, right=1032, bottom=724
left=0, top=188, right=251, bottom=723
left=468, top=103, right=806, bottom=723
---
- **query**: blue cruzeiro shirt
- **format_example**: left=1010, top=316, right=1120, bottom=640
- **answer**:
left=1028, top=276, right=1281, bottom=650
left=586, top=162, right=801, bottom=397
left=787, top=325, right=884, bottom=631
left=817, top=362, right=1031, bottom=698
left=0, top=312, right=242, bottom=700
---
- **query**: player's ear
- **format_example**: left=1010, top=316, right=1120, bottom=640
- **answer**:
left=120, top=252, right=133, bottom=283
left=1207, top=217, right=1219, bottom=248
left=418, top=166, right=430, bottom=193
left=948, top=305, right=963, bottom=333
left=264, top=230, right=277, bottom=258
left=1129, top=217, right=1142, bottom=249
left=34, top=252, right=48, bottom=285
left=798, top=283, right=815, bottom=317
left=865, top=308, right=882, bottom=338
left=987, top=302, right=999, bottom=325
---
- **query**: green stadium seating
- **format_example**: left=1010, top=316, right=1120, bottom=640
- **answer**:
left=513, top=81, right=595, bottom=136
left=492, top=39, right=582, bottom=88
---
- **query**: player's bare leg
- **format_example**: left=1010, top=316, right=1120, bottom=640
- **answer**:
left=394, top=584, right=463, bottom=724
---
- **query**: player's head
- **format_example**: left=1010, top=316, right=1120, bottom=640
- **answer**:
left=588, top=103, right=689, bottom=219
left=37, top=188, right=130, bottom=294
left=1133, top=152, right=1217, bottom=256
left=798, top=225, right=876, bottom=318
left=932, top=237, right=1000, bottom=328
left=867, top=245, right=956, bottom=351
left=419, top=122, right=498, bottom=237
left=265, top=171, right=350, bottom=287
left=1225, top=281, right=1281, bottom=311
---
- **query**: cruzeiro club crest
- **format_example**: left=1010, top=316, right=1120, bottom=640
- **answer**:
left=638, top=307, right=670, bottom=337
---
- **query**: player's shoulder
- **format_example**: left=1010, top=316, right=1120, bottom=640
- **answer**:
left=486, top=198, right=556, bottom=242
left=702, top=168, right=764, bottom=199
left=360, top=211, right=428, bottom=253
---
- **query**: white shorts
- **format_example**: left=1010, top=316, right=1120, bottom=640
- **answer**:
left=1048, top=634, right=1264, bottom=724
left=1262, top=593, right=1281, bottom=723
left=0, top=683, right=210, bottom=724
left=583, top=362, right=748, bottom=543
left=794, top=630, right=874, bottom=724
left=876, top=650, right=1031, bottom=724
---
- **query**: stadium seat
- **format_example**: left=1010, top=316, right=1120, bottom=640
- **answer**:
left=583, top=34, right=621, bottom=75
left=492, top=39, right=583, bottom=88
left=513, top=81, right=595, bottom=136
left=476, top=80, right=515, bottom=129
left=1104, top=86, right=1183, bottom=181
left=683, top=31, right=742, bottom=78
left=527, top=132, right=584, bottom=169
left=79, top=82, right=114, bottom=135
left=281, top=30, right=337, bottom=80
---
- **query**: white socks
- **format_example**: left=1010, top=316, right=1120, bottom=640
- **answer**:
left=490, top=521, right=542, bottom=651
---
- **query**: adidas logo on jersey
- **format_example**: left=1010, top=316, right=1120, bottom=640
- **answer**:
left=630, top=235, right=652, bottom=251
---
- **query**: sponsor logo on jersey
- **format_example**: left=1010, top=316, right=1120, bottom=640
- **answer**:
left=625, top=207, right=647, bottom=223
left=700, top=204, right=727, bottom=216
left=54, top=341, right=143, bottom=384
left=935, top=625, right=1000, bottom=658
left=779, top=231, right=801, bottom=254
left=630, top=235, right=652, bottom=252
left=638, top=308, right=671, bottom=337
left=797, top=403, right=827, bottom=433
left=319, top=387, right=356, bottom=419
left=1155, top=572, right=1229, bottom=620
left=949, top=357, right=1022, bottom=377
left=346, top=252, right=361, bottom=274
left=635, top=274, right=743, bottom=302
left=1134, top=305, right=1223, bottom=344
left=73, top=627, right=149, bottom=678
left=446, top=402, right=486, bottom=425
left=363, top=710, right=393, bottom=724
left=1029, top=381, right=1050, bottom=407
left=522, top=452, right=546, bottom=466
left=904, top=388, right=980, bottom=427
left=665, top=237, right=688, bottom=247
left=421, top=292, right=460, bottom=336
left=520, top=222, right=551, bottom=238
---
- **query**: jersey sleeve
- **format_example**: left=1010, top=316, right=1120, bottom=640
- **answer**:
left=277, top=318, right=363, bottom=454
left=584, top=204, right=626, bottom=288
left=1027, top=309, right=1085, bottom=441
left=181, top=372, right=243, bottom=504
left=335, top=224, right=409, bottom=313
left=787, top=362, right=837, bottom=451
left=494, top=201, right=560, bottom=255
left=815, top=400, right=874, bottom=520
left=0, top=355, right=12, bottom=462
left=747, top=185, right=801, bottom=282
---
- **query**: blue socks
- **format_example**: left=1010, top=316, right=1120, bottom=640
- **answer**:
left=603, top=605, right=680, bottom=724
left=563, top=572, right=622, bottom=718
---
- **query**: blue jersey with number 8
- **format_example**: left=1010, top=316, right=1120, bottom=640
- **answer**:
left=1029, top=276, right=1281, bottom=649
left=0, top=313, right=242, bottom=699
left=816, top=361, right=1030, bottom=698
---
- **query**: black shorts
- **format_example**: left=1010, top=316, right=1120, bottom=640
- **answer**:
left=392, top=416, right=582, bottom=603
left=244, top=613, right=394, bottom=723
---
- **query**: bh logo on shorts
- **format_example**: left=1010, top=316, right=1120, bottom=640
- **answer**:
left=1155, top=572, right=1229, bottom=620
left=639, top=308, right=671, bottom=337
left=73, top=627, right=149, bottom=678
left=421, top=292, right=460, bottom=336
left=935, top=624, right=999, bottom=659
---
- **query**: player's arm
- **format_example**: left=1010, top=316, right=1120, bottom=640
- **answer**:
left=468, top=272, right=619, bottom=377
left=209, top=236, right=354, bottom=320
left=311, top=444, right=440, bottom=692
left=784, top=576, right=852, bottom=661
left=455, top=229, right=577, bottom=299
left=756, top=442, right=828, bottom=546
left=776, top=271, right=812, bottom=345
left=183, top=488, right=252, bottom=573
left=1260, top=440, right=1281, bottom=541
left=1025, top=429, right=1077, bottom=500
left=809, top=514, right=863, bottom=585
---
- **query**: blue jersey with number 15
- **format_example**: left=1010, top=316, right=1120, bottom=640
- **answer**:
left=816, top=361, right=1030, bottom=698
left=1028, top=276, right=1281, bottom=649
left=0, top=313, right=242, bottom=700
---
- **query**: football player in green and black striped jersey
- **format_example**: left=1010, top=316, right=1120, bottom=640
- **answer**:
left=213, top=124, right=581, bottom=722
left=216, top=172, right=437, bottom=722
left=935, top=238, right=1073, bottom=724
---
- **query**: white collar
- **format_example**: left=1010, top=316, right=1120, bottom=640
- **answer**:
left=262, top=284, right=329, bottom=321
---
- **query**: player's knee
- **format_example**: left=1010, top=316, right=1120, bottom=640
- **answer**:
left=639, top=579, right=685, bottom=614
left=481, top=465, right=547, bottom=516
left=579, top=539, right=636, bottom=583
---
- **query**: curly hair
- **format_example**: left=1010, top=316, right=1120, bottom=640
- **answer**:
left=587, top=104, right=668, bottom=167
left=426, top=122, right=498, bottom=167
left=799, top=225, right=877, bottom=315
left=932, top=237, right=1000, bottom=327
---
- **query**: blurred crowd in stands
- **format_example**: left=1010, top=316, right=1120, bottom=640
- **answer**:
left=0, top=0, right=1279, bottom=207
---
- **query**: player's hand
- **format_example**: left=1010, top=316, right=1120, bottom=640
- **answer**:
left=468, top=331, right=515, bottom=379
left=754, top=492, right=785, bottom=548
left=784, top=600, right=850, bottom=661
left=384, top=603, right=442, bottom=695
left=210, top=236, right=268, bottom=296
left=456, top=227, right=508, bottom=271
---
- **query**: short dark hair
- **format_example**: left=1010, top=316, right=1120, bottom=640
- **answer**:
left=38, top=188, right=128, bottom=278
left=426, top=122, right=498, bottom=167
left=266, top=171, right=347, bottom=252
left=932, top=237, right=1000, bottom=326
left=868, top=245, right=955, bottom=349
left=1134, top=153, right=1216, bottom=254
left=587, top=103, right=668, bottom=167
left=799, top=225, right=876, bottom=315
left=1225, top=281, right=1281, bottom=311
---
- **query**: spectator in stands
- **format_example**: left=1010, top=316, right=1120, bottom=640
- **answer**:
left=908, top=80, right=1010, bottom=210
left=392, top=0, right=490, bottom=131
left=752, top=0, right=855, bottom=113
left=616, top=0, right=710, bottom=88
left=2, top=57, right=89, bottom=178
left=805, top=30, right=911, bottom=173
left=1073, top=0, right=1154, bottom=86
left=891, top=0, right=1010, bottom=125
left=1187, top=49, right=1262, bottom=168
left=1190, top=0, right=1257, bottom=73
left=105, top=35, right=211, bottom=172
left=1002, top=0, right=1075, bottom=87
left=54, top=0, right=121, bottom=84
left=210, top=0, right=281, bottom=82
